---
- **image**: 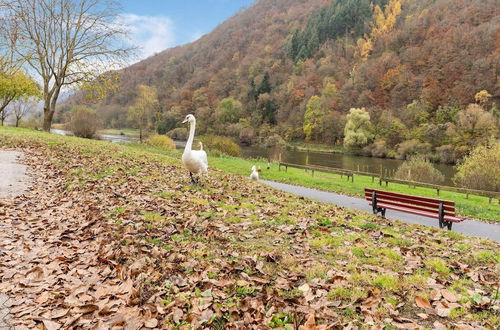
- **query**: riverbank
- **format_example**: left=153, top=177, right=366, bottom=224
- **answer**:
left=1, top=126, right=499, bottom=328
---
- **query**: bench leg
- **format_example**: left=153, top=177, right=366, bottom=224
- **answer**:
left=446, top=221, right=452, bottom=230
left=373, top=207, right=386, bottom=217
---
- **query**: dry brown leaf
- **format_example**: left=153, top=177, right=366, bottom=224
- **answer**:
left=415, top=296, right=432, bottom=309
left=440, top=289, right=457, bottom=302
left=41, top=319, right=61, bottom=330
left=144, top=318, right=158, bottom=328
left=299, top=314, right=317, bottom=330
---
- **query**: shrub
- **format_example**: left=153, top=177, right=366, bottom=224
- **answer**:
left=200, top=135, right=241, bottom=157
left=453, top=142, right=500, bottom=192
left=145, top=135, right=176, bottom=150
left=263, top=134, right=286, bottom=148
left=166, top=127, right=188, bottom=140
left=396, top=139, right=431, bottom=159
left=362, top=140, right=387, bottom=158
left=394, top=155, right=445, bottom=184
left=435, top=144, right=457, bottom=164
left=68, top=106, right=98, bottom=138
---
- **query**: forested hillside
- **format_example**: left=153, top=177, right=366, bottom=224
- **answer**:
left=69, top=0, right=499, bottom=163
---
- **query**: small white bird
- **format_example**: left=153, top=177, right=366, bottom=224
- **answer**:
left=250, top=165, right=259, bottom=181
left=182, top=114, right=208, bottom=185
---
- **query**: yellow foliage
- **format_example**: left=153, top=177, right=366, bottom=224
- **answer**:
left=372, top=0, right=402, bottom=38
left=474, top=90, right=492, bottom=105
left=356, top=36, right=373, bottom=60
left=145, top=135, right=176, bottom=150
left=380, top=66, right=402, bottom=90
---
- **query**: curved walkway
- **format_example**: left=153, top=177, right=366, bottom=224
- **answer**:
left=262, top=180, right=500, bottom=242
left=0, top=150, right=29, bottom=330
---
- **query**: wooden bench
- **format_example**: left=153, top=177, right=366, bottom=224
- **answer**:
left=364, top=188, right=466, bottom=230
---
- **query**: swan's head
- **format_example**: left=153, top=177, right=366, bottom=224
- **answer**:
left=182, top=114, right=195, bottom=124
left=251, top=165, right=256, bottom=171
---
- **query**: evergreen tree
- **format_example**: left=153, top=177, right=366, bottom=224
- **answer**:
left=258, top=71, right=271, bottom=95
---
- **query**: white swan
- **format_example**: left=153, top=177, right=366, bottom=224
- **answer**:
left=250, top=165, right=259, bottom=181
left=182, top=114, right=208, bottom=184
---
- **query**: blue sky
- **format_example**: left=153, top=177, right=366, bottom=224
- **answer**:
left=119, top=0, right=256, bottom=60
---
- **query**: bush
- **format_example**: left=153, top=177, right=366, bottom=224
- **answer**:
left=145, top=135, right=176, bottom=150
left=394, top=155, right=445, bottom=184
left=435, top=144, right=457, bottom=164
left=363, top=140, right=387, bottom=158
left=200, top=135, right=241, bottom=157
left=166, top=127, right=188, bottom=140
left=396, top=139, right=431, bottom=159
left=453, top=142, right=500, bottom=192
left=263, top=134, right=286, bottom=148
left=68, top=106, right=98, bottom=138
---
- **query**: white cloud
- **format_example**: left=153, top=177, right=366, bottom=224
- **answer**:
left=118, top=14, right=176, bottom=60
left=189, top=30, right=204, bottom=43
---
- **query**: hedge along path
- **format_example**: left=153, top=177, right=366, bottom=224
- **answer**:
left=0, top=129, right=499, bottom=328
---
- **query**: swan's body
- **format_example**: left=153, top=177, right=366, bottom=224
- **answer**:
left=182, top=114, right=208, bottom=184
left=250, top=165, right=259, bottom=181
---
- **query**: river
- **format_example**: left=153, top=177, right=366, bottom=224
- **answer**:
left=50, top=129, right=457, bottom=186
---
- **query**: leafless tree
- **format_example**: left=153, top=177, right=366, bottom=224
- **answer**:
left=11, top=98, right=37, bottom=127
left=0, top=102, right=10, bottom=125
left=0, top=0, right=134, bottom=131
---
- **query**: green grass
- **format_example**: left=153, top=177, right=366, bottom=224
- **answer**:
left=206, top=154, right=499, bottom=222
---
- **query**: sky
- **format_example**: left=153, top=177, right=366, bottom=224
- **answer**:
left=119, top=0, right=257, bottom=60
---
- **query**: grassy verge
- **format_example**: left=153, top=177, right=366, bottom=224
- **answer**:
left=1, top=126, right=499, bottom=328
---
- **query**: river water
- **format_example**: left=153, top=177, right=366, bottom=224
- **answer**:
left=50, top=129, right=457, bottom=186
left=239, top=145, right=457, bottom=186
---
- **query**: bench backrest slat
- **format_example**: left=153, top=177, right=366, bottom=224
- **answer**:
left=365, top=188, right=456, bottom=217
left=365, top=188, right=455, bottom=207
left=364, top=191, right=456, bottom=213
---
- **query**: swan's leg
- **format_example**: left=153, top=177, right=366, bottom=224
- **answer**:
left=189, top=172, right=197, bottom=185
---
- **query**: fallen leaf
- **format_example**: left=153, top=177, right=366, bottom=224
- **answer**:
left=415, top=296, right=432, bottom=309
left=144, top=318, right=158, bottom=328
left=298, top=283, right=311, bottom=293
left=42, top=319, right=61, bottom=330
left=441, top=289, right=457, bottom=302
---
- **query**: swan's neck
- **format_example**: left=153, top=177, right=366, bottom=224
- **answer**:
left=185, top=120, right=196, bottom=152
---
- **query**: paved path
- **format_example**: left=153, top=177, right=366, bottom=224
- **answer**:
left=262, top=180, right=500, bottom=242
left=0, top=151, right=29, bottom=200
left=0, top=151, right=29, bottom=330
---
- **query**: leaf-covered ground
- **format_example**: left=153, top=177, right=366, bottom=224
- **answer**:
left=0, top=128, right=499, bottom=329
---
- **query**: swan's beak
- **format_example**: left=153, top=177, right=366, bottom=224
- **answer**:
left=182, top=118, right=188, bottom=124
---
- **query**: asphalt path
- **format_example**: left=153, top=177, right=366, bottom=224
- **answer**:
left=262, top=180, right=500, bottom=242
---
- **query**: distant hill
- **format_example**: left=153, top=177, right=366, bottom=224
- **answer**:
left=68, top=0, right=499, bottom=161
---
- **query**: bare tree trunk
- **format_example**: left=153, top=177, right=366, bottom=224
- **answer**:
left=15, top=116, right=20, bottom=127
left=43, top=110, right=55, bottom=132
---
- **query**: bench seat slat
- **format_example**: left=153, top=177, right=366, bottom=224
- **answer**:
left=365, top=188, right=455, bottom=206
left=369, top=202, right=465, bottom=223
left=364, top=193, right=456, bottom=212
